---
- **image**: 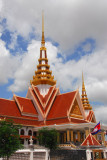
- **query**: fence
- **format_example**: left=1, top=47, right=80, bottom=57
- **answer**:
left=0, top=149, right=50, bottom=160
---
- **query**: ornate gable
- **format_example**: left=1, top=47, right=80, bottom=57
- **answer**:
left=81, top=133, right=101, bottom=146
left=32, top=85, right=55, bottom=109
left=26, top=85, right=59, bottom=121
left=70, top=99, right=83, bottom=119
left=68, top=90, right=86, bottom=120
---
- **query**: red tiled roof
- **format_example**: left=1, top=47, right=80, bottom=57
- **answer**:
left=0, top=99, right=22, bottom=117
left=46, top=117, right=70, bottom=125
left=0, top=116, right=40, bottom=126
left=15, top=96, right=38, bottom=115
left=0, top=98, right=38, bottom=125
left=47, top=91, right=76, bottom=119
left=81, top=133, right=101, bottom=146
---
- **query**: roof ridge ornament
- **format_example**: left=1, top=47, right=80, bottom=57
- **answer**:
left=41, top=11, right=45, bottom=47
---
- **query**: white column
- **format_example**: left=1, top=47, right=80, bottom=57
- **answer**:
left=86, top=150, right=92, bottom=160
left=30, top=151, right=33, bottom=160
left=45, top=149, right=50, bottom=160
left=103, top=150, right=107, bottom=159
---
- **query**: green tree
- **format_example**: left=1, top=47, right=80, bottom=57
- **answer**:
left=0, top=119, right=23, bottom=160
left=38, top=127, right=58, bottom=150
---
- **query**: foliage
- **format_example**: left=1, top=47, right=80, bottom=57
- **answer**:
left=0, top=119, right=23, bottom=160
left=38, top=127, right=58, bottom=150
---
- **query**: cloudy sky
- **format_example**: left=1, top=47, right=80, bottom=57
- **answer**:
left=0, top=0, right=107, bottom=125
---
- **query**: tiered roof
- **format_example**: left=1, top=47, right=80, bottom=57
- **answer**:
left=0, top=85, right=89, bottom=127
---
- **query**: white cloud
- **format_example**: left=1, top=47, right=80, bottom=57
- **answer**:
left=0, top=40, right=20, bottom=84
left=0, top=0, right=3, bottom=12
left=8, top=32, right=18, bottom=50
left=95, top=105, right=107, bottom=125
left=0, top=0, right=107, bottom=51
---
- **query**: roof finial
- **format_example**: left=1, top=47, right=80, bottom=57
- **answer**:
left=41, top=11, right=45, bottom=46
left=82, top=72, right=85, bottom=92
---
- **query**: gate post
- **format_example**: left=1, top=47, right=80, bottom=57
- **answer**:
left=30, top=151, right=33, bottom=160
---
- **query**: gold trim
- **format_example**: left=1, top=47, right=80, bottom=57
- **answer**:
left=70, top=114, right=83, bottom=119
left=37, top=64, right=50, bottom=69
left=30, top=79, right=56, bottom=86
left=38, top=58, right=48, bottom=62
left=35, top=69, right=52, bottom=74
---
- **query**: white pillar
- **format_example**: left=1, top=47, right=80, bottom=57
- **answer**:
left=103, top=150, right=107, bottom=159
left=86, top=150, right=92, bottom=160
left=45, top=149, right=50, bottom=160
left=30, top=151, right=33, bottom=160
left=24, top=139, right=28, bottom=148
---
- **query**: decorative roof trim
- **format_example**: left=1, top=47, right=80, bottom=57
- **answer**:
left=32, top=85, right=55, bottom=109
left=21, top=112, right=38, bottom=118
left=29, top=88, right=45, bottom=118
left=67, top=90, right=78, bottom=117
left=45, top=87, right=59, bottom=118
left=13, top=94, right=23, bottom=113
left=76, top=90, right=86, bottom=119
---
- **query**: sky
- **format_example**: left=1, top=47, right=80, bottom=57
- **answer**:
left=0, top=0, right=107, bottom=125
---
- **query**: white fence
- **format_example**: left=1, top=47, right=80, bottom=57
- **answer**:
left=0, top=149, right=50, bottom=160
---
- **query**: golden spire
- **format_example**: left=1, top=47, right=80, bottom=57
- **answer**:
left=41, top=11, right=45, bottom=46
left=81, top=72, right=92, bottom=110
left=30, top=12, right=56, bottom=86
left=82, top=72, right=85, bottom=92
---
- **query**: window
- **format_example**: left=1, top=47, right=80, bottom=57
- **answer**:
left=20, top=139, right=24, bottom=144
left=33, top=131, right=37, bottom=137
left=20, top=129, right=24, bottom=135
left=28, top=130, right=32, bottom=136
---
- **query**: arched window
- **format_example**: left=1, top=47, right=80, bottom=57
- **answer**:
left=28, top=130, right=32, bottom=136
left=20, top=129, right=24, bottom=135
left=33, top=131, right=37, bottom=137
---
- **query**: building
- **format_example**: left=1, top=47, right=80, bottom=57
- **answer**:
left=0, top=13, right=107, bottom=151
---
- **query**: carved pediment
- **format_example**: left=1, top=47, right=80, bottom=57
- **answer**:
left=70, top=99, right=83, bottom=119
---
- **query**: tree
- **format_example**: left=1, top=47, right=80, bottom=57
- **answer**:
left=0, top=119, right=23, bottom=160
left=38, top=127, right=58, bottom=150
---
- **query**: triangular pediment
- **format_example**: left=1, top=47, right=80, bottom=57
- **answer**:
left=32, top=85, right=55, bottom=109
left=81, top=133, right=101, bottom=146
left=70, top=99, right=83, bottom=119
left=26, top=85, right=59, bottom=121
left=68, top=90, right=86, bottom=120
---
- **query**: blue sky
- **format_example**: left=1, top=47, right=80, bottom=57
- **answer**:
left=0, top=0, right=107, bottom=126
